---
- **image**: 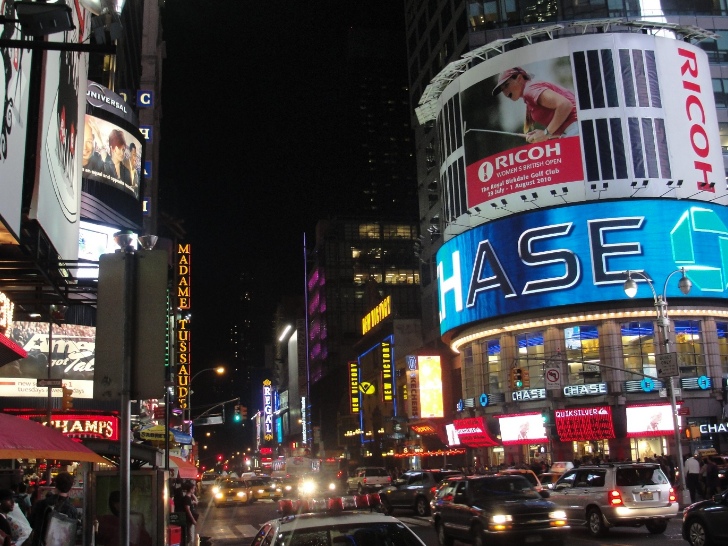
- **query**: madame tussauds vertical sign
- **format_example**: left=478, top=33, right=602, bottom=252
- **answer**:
left=177, top=244, right=191, bottom=411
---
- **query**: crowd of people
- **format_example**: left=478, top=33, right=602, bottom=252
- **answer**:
left=0, top=472, right=78, bottom=546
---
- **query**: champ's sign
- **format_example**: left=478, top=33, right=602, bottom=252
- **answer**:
left=436, top=33, right=724, bottom=228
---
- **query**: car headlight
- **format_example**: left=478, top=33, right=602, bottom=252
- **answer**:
left=491, top=515, right=513, bottom=524
left=237, top=491, right=245, bottom=498
left=300, top=481, right=316, bottom=495
left=284, top=485, right=293, bottom=491
left=549, top=510, right=567, bottom=520
left=214, top=492, right=223, bottom=499
left=328, top=482, right=336, bottom=491
left=212, top=486, right=220, bottom=494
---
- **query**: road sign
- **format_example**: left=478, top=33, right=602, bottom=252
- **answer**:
left=657, top=353, right=679, bottom=378
left=545, top=367, right=562, bottom=390
left=36, top=378, right=62, bottom=388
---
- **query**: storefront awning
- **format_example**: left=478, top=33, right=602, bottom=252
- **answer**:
left=0, top=332, right=27, bottom=367
left=453, top=416, right=500, bottom=448
left=408, top=419, right=449, bottom=444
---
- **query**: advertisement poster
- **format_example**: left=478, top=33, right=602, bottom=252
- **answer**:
left=82, top=114, right=141, bottom=198
left=626, top=404, right=681, bottom=438
left=0, top=0, right=32, bottom=239
left=462, top=56, right=584, bottom=207
left=0, top=321, right=95, bottom=398
left=555, top=406, right=615, bottom=442
left=499, top=413, right=547, bottom=445
left=30, top=0, right=90, bottom=261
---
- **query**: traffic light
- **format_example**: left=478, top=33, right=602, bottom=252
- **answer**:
left=511, top=368, right=523, bottom=389
left=240, top=406, right=247, bottom=420
left=61, top=386, right=73, bottom=410
left=233, top=405, right=242, bottom=423
left=217, top=454, right=223, bottom=462
left=521, top=368, right=530, bottom=389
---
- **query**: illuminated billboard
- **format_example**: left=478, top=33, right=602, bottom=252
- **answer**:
left=82, top=114, right=142, bottom=198
left=418, top=355, right=444, bottom=418
left=453, top=416, right=499, bottom=447
left=626, top=403, right=681, bottom=438
left=437, top=199, right=728, bottom=335
left=30, top=1, right=91, bottom=260
left=1, top=321, right=95, bottom=398
left=499, top=412, right=547, bottom=445
left=0, top=32, right=32, bottom=239
left=77, top=220, right=138, bottom=279
left=437, top=33, right=724, bottom=231
left=555, top=406, right=615, bottom=442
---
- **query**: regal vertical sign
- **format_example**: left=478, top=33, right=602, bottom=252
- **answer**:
left=177, top=244, right=191, bottom=411
left=263, top=379, right=273, bottom=442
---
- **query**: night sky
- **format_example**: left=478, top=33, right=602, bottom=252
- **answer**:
left=158, top=2, right=406, bottom=371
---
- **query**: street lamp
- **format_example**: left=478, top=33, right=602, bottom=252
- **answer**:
left=623, top=267, right=692, bottom=504
left=188, top=366, right=226, bottom=428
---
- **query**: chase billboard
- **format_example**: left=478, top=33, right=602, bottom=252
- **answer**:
left=437, top=200, right=728, bottom=335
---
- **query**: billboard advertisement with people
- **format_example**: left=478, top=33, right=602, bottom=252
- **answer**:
left=437, top=33, right=725, bottom=229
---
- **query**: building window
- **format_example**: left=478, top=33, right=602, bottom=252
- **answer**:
left=481, top=339, right=502, bottom=392
left=515, top=331, right=544, bottom=388
left=564, top=325, right=601, bottom=385
left=717, top=322, right=728, bottom=375
left=673, top=320, right=705, bottom=376
left=713, top=78, right=728, bottom=108
left=621, top=321, right=656, bottom=379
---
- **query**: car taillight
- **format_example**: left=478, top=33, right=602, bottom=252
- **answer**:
left=669, top=488, right=676, bottom=503
left=609, top=490, right=623, bottom=506
left=429, top=486, right=438, bottom=496
left=362, top=478, right=367, bottom=484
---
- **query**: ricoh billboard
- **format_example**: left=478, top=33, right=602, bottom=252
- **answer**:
left=437, top=33, right=724, bottom=228
left=437, top=199, right=728, bottom=335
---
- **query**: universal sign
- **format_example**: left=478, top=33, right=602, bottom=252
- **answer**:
left=438, top=200, right=728, bottom=335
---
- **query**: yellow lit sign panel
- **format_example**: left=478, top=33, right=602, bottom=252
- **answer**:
left=361, top=295, right=391, bottom=335
left=418, top=355, right=443, bottom=418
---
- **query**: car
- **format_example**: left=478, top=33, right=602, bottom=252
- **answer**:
left=212, top=477, right=253, bottom=506
left=497, top=468, right=543, bottom=491
left=250, top=504, right=429, bottom=546
left=549, top=462, right=679, bottom=537
left=245, top=475, right=281, bottom=501
left=682, top=488, right=728, bottom=546
left=346, top=467, right=392, bottom=494
left=379, top=469, right=463, bottom=517
left=272, top=475, right=299, bottom=497
left=299, top=473, right=346, bottom=497
left=430, top=474, right=569, bottom=546
left=538, top=472, right=561, bottom=490
left=199, top=473, right=220, bottom=494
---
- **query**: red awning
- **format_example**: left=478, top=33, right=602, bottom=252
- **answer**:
left=453, top=416, right=500, bottom=448
left=0, top=332, right=27, bottom=367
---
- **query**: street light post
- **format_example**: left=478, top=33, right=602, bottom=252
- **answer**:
left=623, top=267, right=692, bottom=505
left=187, top=366, right=225, bottom=429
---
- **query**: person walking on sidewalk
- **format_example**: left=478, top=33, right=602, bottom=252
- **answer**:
left=684, top=452, right=702, bottom=504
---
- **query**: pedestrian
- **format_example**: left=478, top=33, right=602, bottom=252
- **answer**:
left=0, top=489, right=32, bottom=546
left=174, top=481, right=198, bottom=546
left=28, top=472, right=79, bottom=546
left=701, top=457, right=720, bottom=498
left=684, top=452, right=701, bottom=504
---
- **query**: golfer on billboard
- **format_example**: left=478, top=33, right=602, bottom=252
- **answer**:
left=491, top=66, right=578, bottom=143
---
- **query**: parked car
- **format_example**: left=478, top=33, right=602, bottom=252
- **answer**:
left=682, top=488, right=728, bottom=546
left=549, top=463, right=678, bottom=537
left=212, top=478, right=253, bottom=506
left=346, top=467, right=392, bottom=494
left=379, top=469, right=463, bottom=516
left=430, top=474, right=569, bottom=546
left=497, top=468, right=543, bottom=491
left=199, top=473, right=220, bottom=494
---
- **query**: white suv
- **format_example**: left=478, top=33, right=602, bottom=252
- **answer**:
left=549, top=462, right=679, bottom=537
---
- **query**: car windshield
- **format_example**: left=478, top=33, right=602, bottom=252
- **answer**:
left=277, top=522, right=422, bottom=546
left=365, top=469, right=389, bottom=477
left=470, top=476, right=538, bottom=498
left=616, top=467, right=668, bottom=486
left=248, top=478, right=270, bottom=486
